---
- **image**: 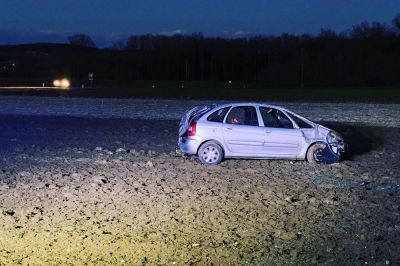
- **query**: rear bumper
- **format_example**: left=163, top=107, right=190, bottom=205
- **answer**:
left=178, top=136, right=201, bottom=155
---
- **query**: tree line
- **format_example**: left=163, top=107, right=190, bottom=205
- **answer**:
left=1, top=15, right=400, bottom=87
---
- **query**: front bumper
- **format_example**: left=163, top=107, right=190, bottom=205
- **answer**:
left=319, top=140, right=347, bottom=164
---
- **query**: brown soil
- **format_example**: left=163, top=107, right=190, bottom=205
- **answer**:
left=0, top=116, right=399, bottom=265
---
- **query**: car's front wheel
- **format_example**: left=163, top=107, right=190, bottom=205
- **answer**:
left=198, top=141, right=224, bottom=165
left=306, top=143, right=327, bottom=164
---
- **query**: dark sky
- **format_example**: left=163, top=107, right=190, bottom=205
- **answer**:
left=0, top=0, right=398, bottom=47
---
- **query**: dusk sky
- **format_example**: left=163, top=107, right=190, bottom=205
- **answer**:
left=0, top=0, right=398, bottom=47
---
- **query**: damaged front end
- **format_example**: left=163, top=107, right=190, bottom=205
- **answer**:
left=315, top=131, right=346, bottom=164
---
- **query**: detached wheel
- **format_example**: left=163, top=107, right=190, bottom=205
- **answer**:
left=198, top=141, right=224, bottom=165
left=307, top=143, right=326, bottom=164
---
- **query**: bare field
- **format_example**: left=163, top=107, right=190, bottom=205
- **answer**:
left=0, top=97, right=399, bottom=265
left=0, top=95, right=400, bottom=127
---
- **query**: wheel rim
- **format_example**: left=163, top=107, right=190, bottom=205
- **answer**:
left=201, top=145, right=220, bottom=163
left=313, top=148, right=325, bottom=163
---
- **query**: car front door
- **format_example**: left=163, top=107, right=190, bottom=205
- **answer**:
left=259, top=107, right=303, bottom=158
left=222, top=106, right=265, bottom=155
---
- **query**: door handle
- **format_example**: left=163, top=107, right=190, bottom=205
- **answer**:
left=265, top=130, right=271, bottom=134
left=226, top=127, right=233, bottom=130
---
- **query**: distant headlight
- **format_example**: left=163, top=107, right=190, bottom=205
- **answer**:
left=53, top=79, right=61, bottom=87
left=60, top=78, right=70, bottom=88
left=53, top=78, right=70, bottom=89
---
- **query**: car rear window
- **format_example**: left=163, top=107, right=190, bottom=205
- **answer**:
left=226, top=106, right=259, bottom=126
left=207, top=107, right=230, bottom=123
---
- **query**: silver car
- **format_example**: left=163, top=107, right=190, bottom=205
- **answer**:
left=178, top=103, right=346, bottom=164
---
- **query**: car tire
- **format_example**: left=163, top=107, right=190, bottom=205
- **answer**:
left=198, top=141, right=224, bottom=165
left=306, top=143, right=327, bottom=164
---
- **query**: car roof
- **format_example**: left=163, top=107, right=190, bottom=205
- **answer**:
left=213, top=102, right=286, bottom=110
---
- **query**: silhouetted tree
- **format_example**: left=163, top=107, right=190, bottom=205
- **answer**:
left=319, top=28, right=337, bottom=39
left=392, top=14, right=400, bottom=34
left=351, top=22, right=389, bottom=38
left=2, top=15, right=400, bottom=87
left=68, top=34, right=96, bottom=48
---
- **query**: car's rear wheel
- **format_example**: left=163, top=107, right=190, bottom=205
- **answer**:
left=198, top=141, right=224, bottom=165
left=307, top=143, right=327, bottom=164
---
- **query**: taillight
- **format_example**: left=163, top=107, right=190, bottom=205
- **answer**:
left=187, top=121, right=197, bottom=136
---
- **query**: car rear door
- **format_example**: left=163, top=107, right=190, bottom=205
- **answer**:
left=222, top=106, right=265, bottom=155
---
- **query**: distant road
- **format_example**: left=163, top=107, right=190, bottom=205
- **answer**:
left=0, top=86, right=56, bottom=89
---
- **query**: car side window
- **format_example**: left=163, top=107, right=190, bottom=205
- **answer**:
left=259, top=107, right=294, bottom=129
left=226, top=106, right=259, bottom=126
left=207, top=107, right=230, bottom=123
left=287, top=112, right=313, bottom=129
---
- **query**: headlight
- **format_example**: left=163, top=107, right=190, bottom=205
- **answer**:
left=53, top=79, right=61, bottom=87
left=60, top=78, right=70, bottom=88
left=327, top=131, right=346, bottom=154
left=53, top=78, right=70, bottom=89
left=327, top=131, right=343, bottom=144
